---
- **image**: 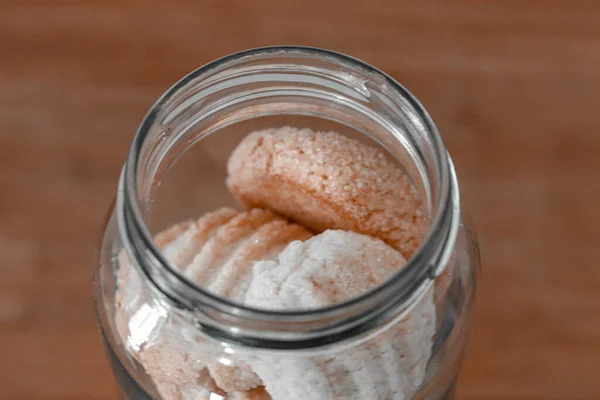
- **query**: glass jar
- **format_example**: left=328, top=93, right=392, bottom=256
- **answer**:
left=94, top=46, right=480, bottom=400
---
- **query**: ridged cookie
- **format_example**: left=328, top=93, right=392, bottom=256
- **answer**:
left=244, top=230, right=433, bottom=399
left=115, top=208, right=311, bottom=399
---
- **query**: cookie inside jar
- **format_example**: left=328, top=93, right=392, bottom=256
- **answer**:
left=116, top=119, right=436, bottom=400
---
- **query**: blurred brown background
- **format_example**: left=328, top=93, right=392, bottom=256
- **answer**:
left=1, top=1, right=599, bottom=399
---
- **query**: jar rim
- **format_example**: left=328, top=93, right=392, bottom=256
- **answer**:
left=118, top=45, right=459, bottom=348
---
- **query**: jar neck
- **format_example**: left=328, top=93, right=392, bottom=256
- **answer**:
left=116, top=46, right=460, bottom=349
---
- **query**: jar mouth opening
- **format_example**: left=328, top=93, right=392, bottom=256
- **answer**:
left=119, top=46, right=457, bottom=344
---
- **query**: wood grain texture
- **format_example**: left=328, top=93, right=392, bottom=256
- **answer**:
left=1, top=1, right=599, bottom=399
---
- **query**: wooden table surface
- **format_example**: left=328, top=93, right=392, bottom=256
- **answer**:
left=1, top=1, right=599, bottom=399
